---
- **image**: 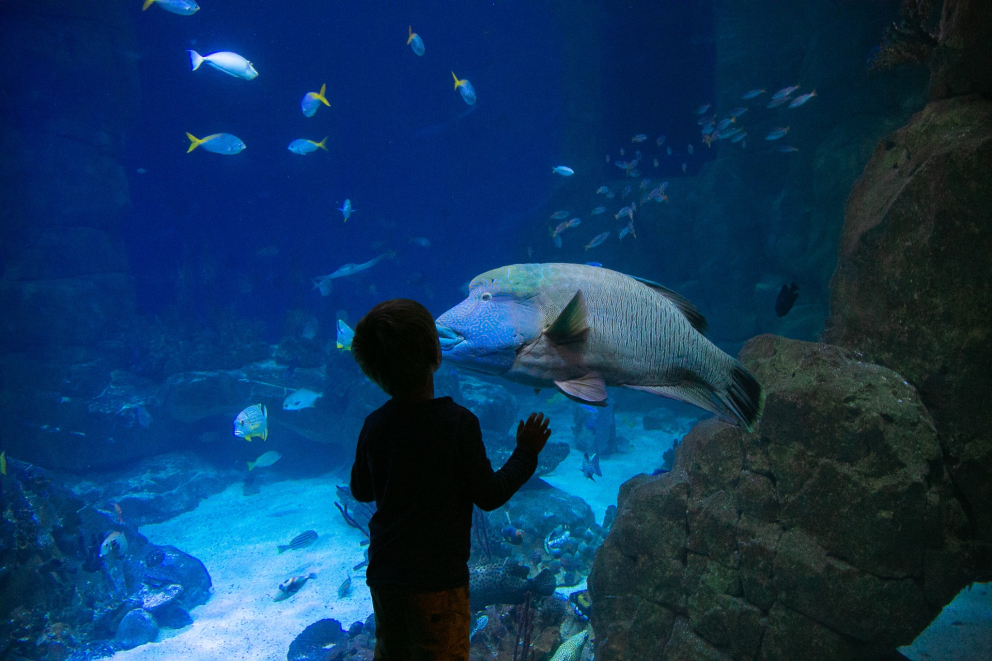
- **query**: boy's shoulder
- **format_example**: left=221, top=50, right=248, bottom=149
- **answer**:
left=363, top=396, right=479, bottom=429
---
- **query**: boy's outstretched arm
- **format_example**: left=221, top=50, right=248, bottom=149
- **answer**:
left=350, top=428, right=375, bottom=502
left=464, top=412, right=551, bottom=511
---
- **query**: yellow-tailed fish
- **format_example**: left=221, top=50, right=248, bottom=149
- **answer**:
left=142, top=0, right=199, bottom=15
left=451, top=72, right=476, bottom=105
left=288, top=137, right=328, bottom=155
left=336, top=320, right=354, bottom=350
left=248, top=450, right=281, bottom=471
left=234, top=404, right=268, bottom=441
left=407, top=26, right=425, bottom=56
left=186, top=133, right=245, bottom=155
left=301, top=84, right=331, bottom=118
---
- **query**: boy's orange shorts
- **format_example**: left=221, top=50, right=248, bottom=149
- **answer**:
left=370, top=584, right=470, bottom=661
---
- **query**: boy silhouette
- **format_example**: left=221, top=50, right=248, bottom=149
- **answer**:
left=349, top=299, right=551, bottom=661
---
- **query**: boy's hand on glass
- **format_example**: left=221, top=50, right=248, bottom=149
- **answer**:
left=516, top=412, right=551, bottom=454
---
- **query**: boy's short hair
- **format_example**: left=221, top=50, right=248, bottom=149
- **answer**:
left=351, top=299, right=441, bottom=397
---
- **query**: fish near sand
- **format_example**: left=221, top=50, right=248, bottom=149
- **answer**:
left=435, top=263, right=764, bottom=430
left=468, top=562, right=557, bottom=611
left=186, top=133, right=245, bottom=155
left=776, top=283, right=799, bottom=317
left=142, top=0, right=198, bottom=15
left=188, top=51, right=258, bottom=80
left=580, top=453, right=601, bottom=481
left=100, top=531, right=128, bottom=559
left=273, top=573, right=317, bottom=601
left=283, top=388, right=323, bottom=410
left=248, top=450, right=281, bottom=471
left=338, top=575, right=353, bottom=598
left=234, top=404, right=268, bottom=441
left=278, top=530, right=318, bottom=553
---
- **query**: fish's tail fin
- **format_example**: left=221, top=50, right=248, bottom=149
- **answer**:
left=142, top=0, right=156, bottom=10
left=407, top=26, right=415, bottom=45
left=308, top=573, right=318, bottom=580
left=277, top=545, right=288, bottom=554
left=316, top=137, right=328, bottom=151
left=452, top=72, right=463, bottom=89
left=317, top=84, right=330, bottom=107
left=531, top=568, right=557, bottom=596
left=725, top=362, right=764, bottom=432
left=188, top=50, right=204, bottom=71
left=186, top=132, right=203, bottom=153
left=247, top=460, right=256, bottom=471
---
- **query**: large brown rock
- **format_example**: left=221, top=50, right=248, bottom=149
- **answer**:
left=590, top=335, right=979, bottom=660
left=824, top=95, right=992, bottom=545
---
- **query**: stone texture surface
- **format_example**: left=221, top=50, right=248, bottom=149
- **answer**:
left=589, top=335, right=980, bottom=660
left=825, top=95, right=992, bottom=547
left=930, top=0, right=992, bottom=100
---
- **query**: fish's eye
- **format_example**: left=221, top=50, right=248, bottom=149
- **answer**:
left=481, top=293, right=492, bottom=302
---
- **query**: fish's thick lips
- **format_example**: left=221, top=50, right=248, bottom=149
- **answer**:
left=436, top=324, right=463, bottom=351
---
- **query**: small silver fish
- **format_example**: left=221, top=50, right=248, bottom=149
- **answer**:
left=591, top=206, right=607, bottom=215
left=772, top=85, right=800, bottom=100
left=631, top=134, right=647, bottom=143
left=551, top=210, right=570, bottom=220
left=283, top=388, right=323, bottom=411
left=338, top=199, right=355, bottom=221
left=188, top=51, right=258, bottom=80
left=742, top=88, right=765, bottom=99
left=789, top=90, right=817, bottom=107
left=248, top=450, right=281, bottom=471
left=765, top=127, right=790, bottom=140
left=552, top=166, right=575, bottom=176
left=696, top=103, right=711, bottom=114
left=584, top=232, right=609, bottom=250
left=767, top=96, right=791, bottom=108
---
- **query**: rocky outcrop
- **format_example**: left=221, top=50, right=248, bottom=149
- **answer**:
left=589, top=336, right=980, bottom=660
left=0, top=0, right=153, bottom=470
left=930, top=0, right=992, bottom=100
left=825, top=95, right=992, bottom=549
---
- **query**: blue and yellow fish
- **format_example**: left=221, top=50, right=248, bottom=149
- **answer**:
left=336, top=320, right=355, bottom=350
left=234, top=404, right=268, bottom=441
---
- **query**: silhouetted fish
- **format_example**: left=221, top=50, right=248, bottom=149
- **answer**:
left=775, top=283, right=799, bottom=317
left=278, top=530, right=318, bottom=554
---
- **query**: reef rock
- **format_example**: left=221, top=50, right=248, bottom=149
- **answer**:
left=590, top=335, right=977, bottom=660
left=458, top=375, right=519, bottom=435
left=115, top=609, right=158, bottom=650
left=825, top=95, right=992, bottom=548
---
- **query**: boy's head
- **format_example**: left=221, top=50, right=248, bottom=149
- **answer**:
left=351, top=299, right=442, bottom=397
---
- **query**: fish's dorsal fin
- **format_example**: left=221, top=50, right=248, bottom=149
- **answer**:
left=629, top=275, right=708, bottom=335
left=555, top=373, right=607, bottom=405
left=544, top=290, right=589, bottom=345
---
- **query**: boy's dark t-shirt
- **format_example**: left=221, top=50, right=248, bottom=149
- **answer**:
left=350, top=396, right=538, bottom=592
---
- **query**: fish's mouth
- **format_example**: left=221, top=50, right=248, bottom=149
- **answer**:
left=436, top=324, right=463, bottom=352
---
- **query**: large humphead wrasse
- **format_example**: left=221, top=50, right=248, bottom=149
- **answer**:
left=435, top=263, right=764, bottom=430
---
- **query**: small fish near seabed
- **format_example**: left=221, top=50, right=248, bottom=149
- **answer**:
left=468, top=562, right=557, bottom=611
left=283, top=388, right=323, bottom=410
left=100, top=531, right=128, bottom=559
left=248, top=450, right=281, bottom=471
left=552, top=165, right=575, bottom=177
left=336, top=320, right=355, bottom=350
left=301, top=84, right=331, bottom=118
left=451, top=72, right=477, bottom=105
left=501, top=525, right=524, bottom=545
left=186, top=133, right=245, bottom=155
left=234, top=404, right=268, bottom=441
left=273, top=573, right=317, bottom=601
left=580, top=453, right=602, bottom=481
left=338, top=198, right=355, bottom=222
left=142, top=0, right=198, bottom=15
left=288, top=137, right=328, bottom=155
left=338, top=575, right=353, bottom=598
left=407, top=26, right=425, bottom=56
left=776, top=282, right=800, bottom=317
left=469, top=614, right=489, bottom=640
left=188, top=51, right=258, bottom=80
left=278, top=530, right=318, bottom=554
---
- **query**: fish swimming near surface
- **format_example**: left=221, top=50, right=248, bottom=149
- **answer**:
left=580, top=453, right=601, bottom=481
left=186, top=133, right=245, bottom=155
left=549, top=631, right=589, bottom=661
left=100, top=531, right=128, bottom=559
left=468, top=561, right=557, bottom=611
left=278, top=530, right=318, bottom=554
left=338, top=575, right=353, bottom=598
left=234, top=404, right=268, bottom=441
left=273, top=573, right=317, bottom=601
left=336, top=320, right=355, bottom=350
left=142, top=0, right=199, bottom=15
left=188, top=51, right=258, bottom=80
left=775, top=282, right=799, bottom=317
left=312, top=253, right=390, bottom=295
left=451, top=72, right=477, bottom=105
left=248, top=450, right=282, bottom=471
left=283, top=388, right=323, bottom=410
left=301, top=84, right=331, bottom=117
left=288, top=137, right=328, bottom=155
left=338, top=198, right=355, bottom=221
left=407, top=26, right=425, bottom=56
left=435, top=263, right=764, bottom=430
left=552, top=166, right=575, bottom=176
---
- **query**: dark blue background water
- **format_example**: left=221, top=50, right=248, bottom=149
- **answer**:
left=124, top=1, right=713, bottom=339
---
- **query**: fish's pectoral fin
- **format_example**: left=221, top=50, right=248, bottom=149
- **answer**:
left=555, top=373, right=607, bottom=405
left=544, top=290, right=589, bottom=345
